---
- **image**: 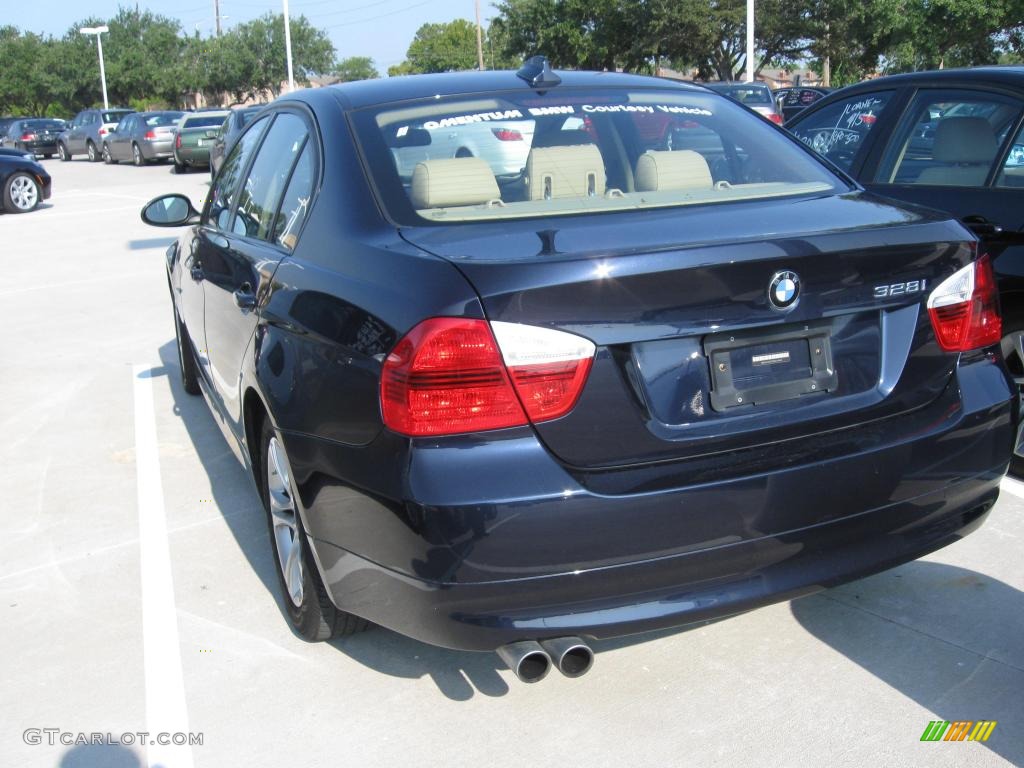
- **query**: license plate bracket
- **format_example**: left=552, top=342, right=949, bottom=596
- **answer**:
left=705, top=321, right=837, bottom=411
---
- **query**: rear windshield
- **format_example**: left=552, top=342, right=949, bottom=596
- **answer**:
left=103, top=110, right=132, bottom=123
left=351, top=87, right=841, bottom=225
left=144, top=112, right=183, bottom=126
left=182, top=115, right=227, bottom=128
left=704, top=84, right=773, bottom=106
left=24, top=119, right=65, bottom=131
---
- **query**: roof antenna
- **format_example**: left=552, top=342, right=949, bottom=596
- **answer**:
left=517, top=55, right=561, bottom=89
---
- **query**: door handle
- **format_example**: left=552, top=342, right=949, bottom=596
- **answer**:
left=233, top=283, right=257, bottom=309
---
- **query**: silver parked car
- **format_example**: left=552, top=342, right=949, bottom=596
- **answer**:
left=389, top=119, right=536, bottom=179
left=57, top=108, right=134, bottom=162
left=102, top=111, right=183, bottom=166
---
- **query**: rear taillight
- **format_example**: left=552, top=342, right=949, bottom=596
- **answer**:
left=144, top=130, right=156, bottom=140
left=99, top=127, right=108, bottom=136
left=175, top=133, right=182, bottom=149
left=768, top=113, right=784, bottom=125
left=381, top=318, right=595, bottom=437
left=492, top=128, right=524, bottom=141
left=21, top=133, right=36, bottom=141
left=927, top=255, right=1001, bottom=352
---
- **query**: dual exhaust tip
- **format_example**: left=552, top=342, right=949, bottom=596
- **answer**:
left=496, top=637, right=594, bottom=683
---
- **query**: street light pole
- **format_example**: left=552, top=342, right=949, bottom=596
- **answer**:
left=475, top=0, right=485, bottom=71
left=282, top=0, right=295, bottom=92
left=80, top=26, right=110, bottom=110
left=745, top=0, right=754, bottom=83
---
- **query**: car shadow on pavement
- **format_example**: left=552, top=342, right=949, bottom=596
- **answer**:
left=159, top=339, right=712, bottom=699
left=791, top=560, right=1024, bottom=764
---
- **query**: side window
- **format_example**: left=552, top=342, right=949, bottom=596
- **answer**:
left=789, top=91, right=893, bottom=171
left=206, top=116, right=270, bottom=231
left=996, top=122, right=1024, bottom=188
left=875, top=90, right=1022, bottom=187
left=273, top=142, right=316, bottom=250
left=231, top=112, right=308, bottom=241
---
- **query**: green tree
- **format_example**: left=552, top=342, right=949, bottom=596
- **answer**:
left=231, top=13, right=335, bottom=100
left=388, top=19, right=480, bottom=75
left=333, top=55, right=379, bottom=81
left=0, top=28, right=63, bottom=115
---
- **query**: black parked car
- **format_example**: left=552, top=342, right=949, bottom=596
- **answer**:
left=0, top=147, right=52, bottom=212
left=787, top=66, right=1024, bottom=469
left=140, top=61, right=1015, bottom=682
left=209, top=106, right=264, bottom=177
left=1, top=118, right=66, bottom=158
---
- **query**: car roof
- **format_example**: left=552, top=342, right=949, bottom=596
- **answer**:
left=289, top=69, right=702, bottom=111
left=831, top=66, right=1024, bottom=91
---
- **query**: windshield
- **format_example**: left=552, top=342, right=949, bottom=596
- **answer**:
left=24, top=119, right=65, bottom=131
left=182, top=115, right=227, bottom=129
left=143, top=112, right=183, bottom=127
left=352, top=86, right=842, bottom=225
left=704, top=84, right=772, bottom=106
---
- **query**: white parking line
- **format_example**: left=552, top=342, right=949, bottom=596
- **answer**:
left=1000, top=475, right=1024, bottom=500
left=133, top=364, right=195, bottom=768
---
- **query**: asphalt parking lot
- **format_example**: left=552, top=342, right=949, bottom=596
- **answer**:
left=2, top=158, right=1023, bottom=768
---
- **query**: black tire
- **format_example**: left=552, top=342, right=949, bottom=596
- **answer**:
left=3, top=171, right=41, bottom=213
left=43, top=153, right=53, bottom=159
left=132, top=143, right=145, bottom=167
left=173, top=161, right=187, bottom=174
left=258, top=418, right=368, bottom=642
left=57, top=143, right=70, bottom=161
left=86, top=141, right=100, bottom=162
left=102, top=144, right=116, bottom=165
left=173, top=307, right=201, bottom=396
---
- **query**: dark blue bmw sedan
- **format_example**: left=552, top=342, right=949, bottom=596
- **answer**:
left=141, top=59, right=1016, bottom=683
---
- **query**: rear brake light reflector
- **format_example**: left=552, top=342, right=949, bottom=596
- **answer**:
left=144, top=130, right=156, bottom=140
left=381, top=319, right=595, bottom=437
left=490, top=321, right=595, bottom=422
left=768, top=113, right=784, bottom=125
left=926, top=255, right=1001, bottom=352
left=21, top=133, right=35, bottom=141
left=175, top=133, right=182, bottom=149
left=492, top=128, right=524, bottom=141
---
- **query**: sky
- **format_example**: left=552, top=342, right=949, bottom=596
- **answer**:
left=3, top=0, right=500, bottom=75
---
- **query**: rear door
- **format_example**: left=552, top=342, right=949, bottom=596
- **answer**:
left=111, top=115, right=133, bottom=160
left=201, top=110, right=313, bottom=432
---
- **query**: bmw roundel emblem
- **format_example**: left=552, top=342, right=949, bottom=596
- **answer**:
left=768, top=270, right=801, bottom=311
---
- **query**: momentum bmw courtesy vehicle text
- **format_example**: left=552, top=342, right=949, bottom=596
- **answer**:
left=141, top=60, right=1017, bottom=683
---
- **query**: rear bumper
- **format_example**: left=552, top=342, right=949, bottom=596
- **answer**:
left=292, top=355, right=1015, bottom=651
left=313, top=475, right=998, bottom=650
left=176, top=147, right=210, bottom=166
left=142, top=140, right=173, bottom=159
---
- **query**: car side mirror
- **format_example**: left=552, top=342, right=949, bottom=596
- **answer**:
left=141, top=194, right=200, bottom=227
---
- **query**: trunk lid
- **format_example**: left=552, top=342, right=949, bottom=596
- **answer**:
left=400, top=191, right=974, bottom=469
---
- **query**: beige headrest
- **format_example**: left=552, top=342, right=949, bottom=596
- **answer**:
left=932, top=117, right=997, bottom=164
left=525, top=144, right=606, bottom=200
left=635, top=150, right=712, bottom=192
left=410, top=157, right=499, bottom=209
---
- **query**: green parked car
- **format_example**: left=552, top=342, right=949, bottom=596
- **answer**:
left=172, top=110, right=229, bottom=173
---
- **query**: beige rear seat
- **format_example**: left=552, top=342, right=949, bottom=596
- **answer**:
left=525, top=144, right=606, bottom=200
left=411, top=157, right=500, bottom=209
left=635, top=150, right=712, bottom=192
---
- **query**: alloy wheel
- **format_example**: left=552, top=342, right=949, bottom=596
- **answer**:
left=102, top=145, right=112, bottom=164
left=87, top=143, right=97, bottom=162
left=8, top=175, right=38, bottom=211
left=1001, top=330, right=1024, bottom=389
left=133, top=145, right=142, bottom=166
left=266, top=436, right=304, bottom=607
